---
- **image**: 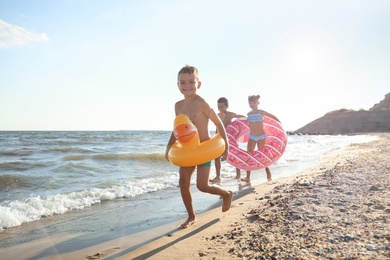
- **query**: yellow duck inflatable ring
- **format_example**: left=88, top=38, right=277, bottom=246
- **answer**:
left=168, top=114, right=225, bottom=167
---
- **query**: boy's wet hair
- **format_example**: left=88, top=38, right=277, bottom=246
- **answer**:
left=217, top=97, right=229, bottom=106
left=248, top=95, right=260, bottom=102
left=178, top=64, right=200, bottom=81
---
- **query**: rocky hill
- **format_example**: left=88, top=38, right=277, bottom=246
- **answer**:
left=293, top=92, right=390, bottom=135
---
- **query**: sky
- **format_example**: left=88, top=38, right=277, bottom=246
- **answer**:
left=1, top=0, right=389, bottom=131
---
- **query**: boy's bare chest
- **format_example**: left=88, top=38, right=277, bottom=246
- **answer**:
left=178, top=101, right=199, bottom=116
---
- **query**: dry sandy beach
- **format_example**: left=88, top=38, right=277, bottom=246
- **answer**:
left=116, top=133, right=390, bottom=260
left=1, top=134, right=389, bottom=259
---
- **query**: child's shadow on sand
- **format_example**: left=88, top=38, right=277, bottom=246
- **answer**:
left=108, top=218, right=221, bottom=260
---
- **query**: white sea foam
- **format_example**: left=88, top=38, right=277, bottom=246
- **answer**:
left=0, top=175, right=179, bottom=229
left=0, top=131, right=378, bottom=230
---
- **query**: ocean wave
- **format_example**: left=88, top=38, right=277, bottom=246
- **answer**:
left=63, top=153, right=166, bottom=162
left=0, top=174, right=51, bottom=191
left=0, top=161, right=47, bottom=171
left=0, top=151, right=33, bottom=157
left=0, top=147, right=90, bottom=157
left=63, top=155, right=90, bottom=161
left=0, top=132, right=378, bottom=231
left=49, top=147, right=92, bottom=153
left=0, top=175, right=24, bottom=190
left=0, top=175, right=178, bottom=230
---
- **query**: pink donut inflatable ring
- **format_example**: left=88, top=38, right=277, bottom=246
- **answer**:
left=226, top=116, right=287, bottom=171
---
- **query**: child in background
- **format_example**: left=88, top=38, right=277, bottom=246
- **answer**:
left=210, top=97, right=244, bottom=183
left=241, top=94, right=281, bottom=183
left=165, top=65, right=234, bottom=229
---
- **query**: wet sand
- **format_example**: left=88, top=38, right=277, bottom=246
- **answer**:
left=1, top=134, right=389, bottom=259
left=119, top=133, right=390, bottom=259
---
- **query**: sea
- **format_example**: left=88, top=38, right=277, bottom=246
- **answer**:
left=0, top=131, right=377, bottom=239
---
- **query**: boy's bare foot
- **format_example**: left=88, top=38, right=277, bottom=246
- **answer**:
left=209, top=176, right=221, bottom=183
left=222, top=191, right=234, bottom=212
left=240, top=177, right=250, bottom=183
left=266, top=167, right=272, bottom=181
left=180, top=217, right=196, bottom=229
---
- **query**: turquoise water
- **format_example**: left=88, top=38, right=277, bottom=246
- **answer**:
left=0, top=131, right=377, bottom=231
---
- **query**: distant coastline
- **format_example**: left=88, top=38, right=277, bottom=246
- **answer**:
left=292, top=92, right=390, bottom=135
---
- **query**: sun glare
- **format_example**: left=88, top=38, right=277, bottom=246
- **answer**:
left=270, top=25, right=343, bottom=127
left=272, top=25, right=341, bottom=87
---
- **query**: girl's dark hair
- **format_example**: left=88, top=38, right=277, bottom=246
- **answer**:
left=248, top=95, right=260, bottom=102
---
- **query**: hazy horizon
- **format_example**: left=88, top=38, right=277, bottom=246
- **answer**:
left=1, top=0, right=389, bottom=131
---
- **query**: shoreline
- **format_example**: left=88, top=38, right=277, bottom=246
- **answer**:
left=116, top=133, right=390, bottom=259
left=0, top=133, right=389, bottom=259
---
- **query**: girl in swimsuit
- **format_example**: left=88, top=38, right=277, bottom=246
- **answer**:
left=241, top=95, right=281, bottom=183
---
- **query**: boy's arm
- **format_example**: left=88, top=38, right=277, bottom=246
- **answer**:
left=227, top=111, right=245, bottom=120
left=233, top=112, right=246, bottom=118
left=215, top=112, right=222, bottom=133
left=209, top=109, right=229, bottom=160
left=165, top=105, right=179, bottom=161
left=165, top=131, right=176, bottom=161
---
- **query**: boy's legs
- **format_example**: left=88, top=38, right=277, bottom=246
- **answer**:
left=196, top=165, right=233, bottom=212
left=265, top=167, right=272, bottom=181
left=209, top=157, right=221, bottom=183
left=235, top=168, right=241, bottom=179
left=179, top=166, right=196, bottom=228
